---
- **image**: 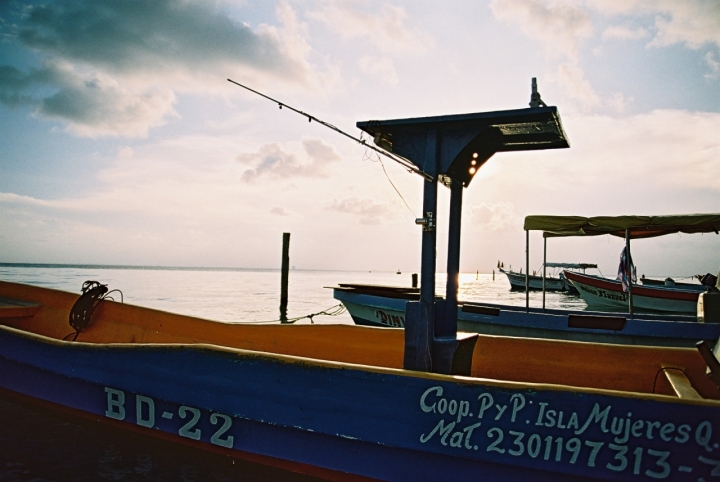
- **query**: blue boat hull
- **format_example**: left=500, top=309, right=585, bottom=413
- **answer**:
left=3, top=323, right=720, bottom=482
left=334, top=286, right=720, bottom=347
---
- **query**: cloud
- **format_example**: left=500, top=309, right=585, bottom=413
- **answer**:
left=704, top=52, right=720, bottom=80
left=587, top=0, right=720, bottom=50
left=0, top=0, right=316, bottom=136
left=10, top=0, right=305, bottom=77
left=601, top=25, right=647, bottom=41
left=306, top=1, right=429, bottom=54
left=328, top=197, right=389, bottom=225
left=270, top=207, right=290, bottom=216
left=468, top=202, right=519, bottom=232
left=489, top=0, right=614, bottom=112
left=238, top=137, right=341, bottom=182
left=551, top=62, right=602, bottom=110
left=1, top=60, right=177, bottom=137
left=505, top=109, right=720, bottom=194
left=358, top=55, right=399, bottom=85
left=490, top=0, right=593, bottom=62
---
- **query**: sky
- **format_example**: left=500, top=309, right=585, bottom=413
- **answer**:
left=0, top=0, right=719, bottom=277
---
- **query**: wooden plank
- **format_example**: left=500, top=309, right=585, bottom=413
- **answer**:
left=663, top=368, right=703, bottom=399
left=568, top=314, right=626, bottom=331
left=461, top=304, right=500, bottom=317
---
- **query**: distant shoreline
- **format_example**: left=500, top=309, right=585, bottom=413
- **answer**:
left=0, top=262, right=365, bottom=273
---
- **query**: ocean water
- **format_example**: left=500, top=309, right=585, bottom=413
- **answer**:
left=0, top=264, right=586, bottom=481
left=0, top=264, right=586, bottom=325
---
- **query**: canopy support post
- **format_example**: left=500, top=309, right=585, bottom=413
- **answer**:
left=525, top=230, right=530, bottom=312
left=404, top=131, right=438, bottom=372
left=542, top=236, right=547, bottom=312
left=443, top=179, right=463, bottom=338
left=626, top=229, right=634, bottom=318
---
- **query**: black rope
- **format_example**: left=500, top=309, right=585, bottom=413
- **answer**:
left=233, top=304, right=347, bottom=325
left=66, top=281, right=123, bottom=341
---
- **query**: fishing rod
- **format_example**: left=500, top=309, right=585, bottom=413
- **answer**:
left=227, top=79, right=429, bottom=179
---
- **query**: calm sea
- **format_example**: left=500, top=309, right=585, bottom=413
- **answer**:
left=0, top=263, right=586, bottom=481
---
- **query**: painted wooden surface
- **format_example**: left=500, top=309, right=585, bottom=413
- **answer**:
left=2, top=281, right=720, bottom=481
left=565, top=271, right=701, bottom=313
left=334, top=287, right=720, bottom=348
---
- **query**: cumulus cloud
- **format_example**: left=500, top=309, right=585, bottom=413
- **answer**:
left=306, top=1, right=429, bottom=54
left=550, top=62, right=601, bottom=110
left=328, top=197, right=389, bottom=225
left=489, top=0, right=642, bottom=111
left=704, top=52, right=720, bottom=80
left=521, top=109, right=720, bottom=192
left=601, top=25, right=647, bottom=41
left=0, top=0, right=315, bottom=136
left=0, top=61, right=177, bottom=137
left=587, top=0, right=720, bottom=50
left=10, top=0, right=304, bottom=76
left=490, top=0, right=593, bottom=62
left=238, top=138, right=341, bottom=182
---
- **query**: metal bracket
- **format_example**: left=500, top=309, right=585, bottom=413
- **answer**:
left=415, top=212, right=435, bottom=232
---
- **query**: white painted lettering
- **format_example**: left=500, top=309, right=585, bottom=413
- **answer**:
left=510, top=394, right=525, bottom=422
left=675, top=424, right=690, bottom=443
left=477, top=393, right=494, bottom=419
left=463, top=422, right=482, bottom=449
left=420, top=386, right=441, bottom=413
left=576, top=403, right=610, bottom=435
left=105, top=387, right=125, bottom=421
left=535, top=402, right=548, bottom=426
left=135, top=395, right=155, bottom=428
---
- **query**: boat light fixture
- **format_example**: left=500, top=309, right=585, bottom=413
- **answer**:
left=357, top=105, right=569, bottom=187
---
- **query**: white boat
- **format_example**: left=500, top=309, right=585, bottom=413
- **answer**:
left=564, top=270, right=703, bottom=314
left=332, top=283, right=720, bottom=347
left=499, top=262, right=596, bottom=292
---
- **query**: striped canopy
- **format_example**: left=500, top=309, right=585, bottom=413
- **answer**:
left=523, top=214, right=720, bottom=239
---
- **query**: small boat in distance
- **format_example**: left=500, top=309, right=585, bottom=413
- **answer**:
left=498, top=262, right=597, bottom=292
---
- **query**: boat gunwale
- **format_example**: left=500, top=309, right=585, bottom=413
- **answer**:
left=2, top=322, right=719, bottom=408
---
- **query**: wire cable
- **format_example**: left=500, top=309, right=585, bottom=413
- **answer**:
left=360, top=132, right=416, bottom=218
left=227, top=79, right=430, bottom=180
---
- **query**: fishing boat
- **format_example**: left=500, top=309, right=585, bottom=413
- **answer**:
left=522, top=214, right=720, bottom=315
left=498, top=266, right=565, bottom=291
left=333, top=283, right=720, bottom=347
left=4, top=279, right=720, bottom=482
left=640, top=275, right=707, bottom=291
left=7, top=80, right=720, bottom=481
left=565, top=271, right=704, bottom=314
left=499, top=262, right=597, bottom=292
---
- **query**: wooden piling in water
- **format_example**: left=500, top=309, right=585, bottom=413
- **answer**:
left=280, top=232, right=290, bottom=323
